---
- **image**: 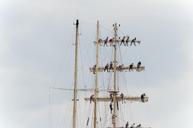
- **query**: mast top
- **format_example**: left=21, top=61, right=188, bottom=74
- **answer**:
left=76, top=19, right=79, bottom=26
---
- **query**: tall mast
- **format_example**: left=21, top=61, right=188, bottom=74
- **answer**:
left=93, top=20, right=100, bottom=128
left=112, top=23, right=118, bottom=128
left=72, top=19, right=79, bottom=128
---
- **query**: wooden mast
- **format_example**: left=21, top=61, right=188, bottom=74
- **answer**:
left=93, top=20, right=100, bottom=128
left=112, top=23, right=118, bottom=128
left=72, top=19, right=79, bottom=128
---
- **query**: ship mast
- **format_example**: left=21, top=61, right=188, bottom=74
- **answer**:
left=72, top=19, right=79, bottom=128
left=93, top=21, right=99, bottom=128
left=112, top=23, right=119, bottom=128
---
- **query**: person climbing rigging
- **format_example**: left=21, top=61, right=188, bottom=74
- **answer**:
left=120, top=36, right=125, bottom=46
left=125, top=121, right=129, bottom=128
left=129, top=63, right=134, bottom=71
left=125, top=36, right=129, bottom=46
left=92, top=64, right=96, bottom=74
left=98, top=38, right=103, bottom=45
left=109, top=102, right=113, bottom=114
left=118, top=64, right=124, bottom=71
left=141, top=93, right=146, bottom=102
left=130, top=37, right=136, bottom=46
left=104, top=37, right=108, bottom=46
left=136, top=124, right=142, bottom=128
left=137, top=61, right=141, bottom=69
left=110, top=93, right=113, bottom=102
left=120, top=93, right=124, bottom=103
left=104, top=63, right=109, bottom=72
left=90, top=94, right=94, bottom=103
left=109, top=38, right=114, bottom=46
left=109, top=61, right=113, bottom=70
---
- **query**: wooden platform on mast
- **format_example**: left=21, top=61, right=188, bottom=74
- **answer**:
left=90, top=66, right=145, bottom=74
left=84, top=94, right=148, bottom=103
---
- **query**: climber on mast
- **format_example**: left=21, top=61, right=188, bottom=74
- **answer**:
left=104, top=37, right=108, bottom=46
left=136, top=124, right=142, bottom=128
left=109, top=38, right=113, bottom=46
left=98, top=38, right=103, bottom=45
left=118, top=64, right=124, bottom=71
left=120, top=93, right=124, bottom=103
left=137, top=61, right=141, bottom=69
left=141, top=93, right=146, bottom=102
left=92, top=64, right=96, bottom=74
left=104, top=63, right=109, bottom=72
left=125, top=121, right=129, bottom=128
left=109, top=61, right=113, bottom=70
left=129, top=63, right=134, bottom=71
left=120, top=36, right=125, bottom=46
left=130, top=37, right=137, bottom=46
left=90, top=94, right=94, bottom=103
left=125, top=36, right=129, bottom=46
left=110, top=102, right=113, bottom=114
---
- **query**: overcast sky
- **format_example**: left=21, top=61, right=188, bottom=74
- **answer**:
left=1, top=0, right=193, bottom=128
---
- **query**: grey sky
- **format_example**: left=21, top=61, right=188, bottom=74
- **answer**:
left=1, top=0, right=193, bottom=128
